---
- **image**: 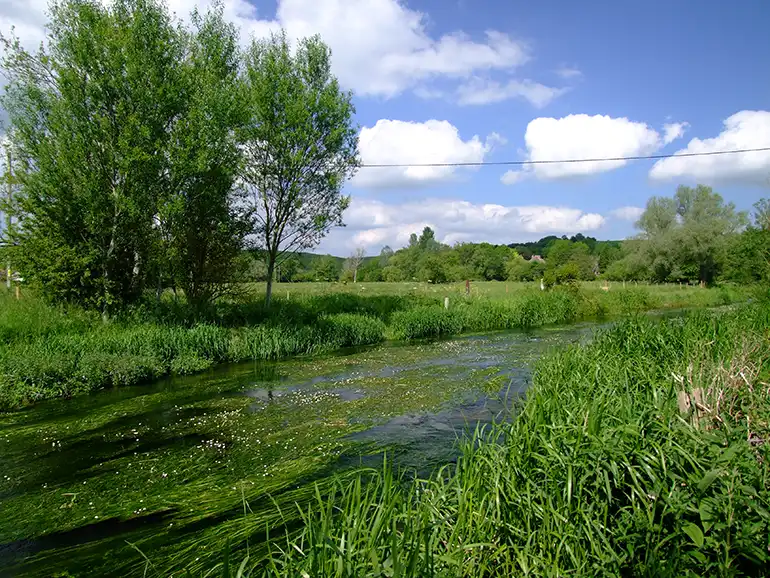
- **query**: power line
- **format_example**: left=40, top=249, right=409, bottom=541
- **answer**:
left=359, top=146, right=770, bottom=168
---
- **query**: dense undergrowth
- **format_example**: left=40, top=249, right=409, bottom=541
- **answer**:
left=0, top=284, right=747, bottom=409
left=249, top=303, right=770, bottom=578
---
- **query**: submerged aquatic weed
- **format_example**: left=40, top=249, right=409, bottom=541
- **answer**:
left=253, top=304, right=770, bottom=577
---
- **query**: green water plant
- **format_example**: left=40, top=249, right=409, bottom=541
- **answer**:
left=253, top=304, right=770, bottom=577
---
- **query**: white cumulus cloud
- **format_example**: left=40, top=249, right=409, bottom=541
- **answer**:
left=0, top=0, right=539, bottom=102
left=355, top=119, right=499, bottom=188
left=610, top=206, right=644, bottom=221
left=650, top=110, right=770, bottom=184
left=319, top=197, right=605, bottom=253
left=456, top=77, right=567, bottom=108
left=500, top=170, right=527, bottom=185
left=501, top=114, right=664, bottom=183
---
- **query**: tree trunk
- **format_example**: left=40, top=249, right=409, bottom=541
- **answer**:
left=265, top=256, right=276, bottom=309
left=353, top=267, right=358, bottom=283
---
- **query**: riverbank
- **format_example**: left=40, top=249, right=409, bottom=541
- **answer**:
left=0, top=283, right=747, bottom=409
left=256, top=302, right=770, bottom=577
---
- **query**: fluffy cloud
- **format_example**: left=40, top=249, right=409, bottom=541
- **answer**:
left=325, top=197, right=605, bottom=252
left=257, top=1, right=532, bottom=98
left=501, top=114, right=664, bottom=183
left=609, top=206, right=644, bottom=221
left=1, top=0, right=528, bottom=97
left=456, top=78, right=567, bottom=108
left=650, top=111, right=770, bottom=184
left=662, top=122, right=689, bottom=145
left=1, top=0, right=538, bottom=101
left=355, top=119, right=499, bottom=188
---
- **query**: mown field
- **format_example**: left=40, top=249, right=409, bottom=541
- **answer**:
left=0, top=282, right=748, bottom=409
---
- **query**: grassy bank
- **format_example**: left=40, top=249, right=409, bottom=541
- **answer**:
left=254, top=304, right=770, bottom=577
left=0, top=283, right=748, bottom=409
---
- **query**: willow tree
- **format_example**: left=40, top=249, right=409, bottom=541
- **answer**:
left=635, top=185, right=746, bottom=284
left=240, top=31, right=359, bottom=307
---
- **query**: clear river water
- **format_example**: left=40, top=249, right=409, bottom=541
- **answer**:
left=0, top=321, right=604, bottom=577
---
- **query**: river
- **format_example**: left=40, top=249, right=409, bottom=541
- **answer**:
left=0, top=321, right=602, bottom=576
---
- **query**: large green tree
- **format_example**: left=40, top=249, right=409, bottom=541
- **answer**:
left=724, top=198, right=770, bottom=285
left=635, top=185, right=746, bottom=285
left=161, top=5, right=250, bottom=307
left=240, top=31, right=359, bottom=307
left=2, top=0, right=185, bottom=315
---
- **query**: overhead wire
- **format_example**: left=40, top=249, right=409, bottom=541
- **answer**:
left=358, top=146, right=770, bottom=168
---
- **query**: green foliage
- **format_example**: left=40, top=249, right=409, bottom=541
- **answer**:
left=257, top=304, right=770, bottom=577
left=240, top=31, right=359, bottom=306
left=630, top=185, right=748, bottom=285
left=544, top=240, right=597, bottom=282
left=723, top=199, right=770, bottom=285
left=2, top=0, right=185, bottom=313
left=506, top=254, right=545, bottom=282
left=1, top=0, right=258, bottom=313
left=161, top=6, right=251, bottom=307
left=311, top=255, right=341, bottom=282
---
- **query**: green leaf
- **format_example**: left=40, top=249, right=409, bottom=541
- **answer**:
left=682, top=523, right=704, bottom=548
left=699, top=499, right=715, bottom=532
left=697, top=469, right=720, bottom=493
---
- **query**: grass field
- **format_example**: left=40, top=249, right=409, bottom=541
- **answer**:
left=0, top=281, right=749, bottom=409
left=258, top=279, right=710, bottom=299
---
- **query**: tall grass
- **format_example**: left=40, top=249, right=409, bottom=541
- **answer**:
left=0, top=313, right=385, bottom=408
left=0, top=284, right=749, bottom=408
left=253, top=304, right=770, bottom=577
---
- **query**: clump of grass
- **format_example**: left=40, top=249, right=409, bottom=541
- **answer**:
left=388, top=306, right=464, bottom=340
left=389, top=289, right=584, bottom=339
left=0, top=313, right=386, bottom=408
left=0, top=289, right=99, bottom=344
left=254, top=304, right=770, bottom=577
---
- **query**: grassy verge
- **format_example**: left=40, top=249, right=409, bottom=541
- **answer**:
left=0, top=283, right=749, bottom=409
left=253, top=304, right=770, bottom=577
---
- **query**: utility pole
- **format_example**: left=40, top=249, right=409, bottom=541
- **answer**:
left=5, top=147, right=11, bottom=290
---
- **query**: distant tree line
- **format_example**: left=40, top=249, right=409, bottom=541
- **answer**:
left=259, top=228, right=620, bottom=285
left=265, top=186, right=769, bottom=289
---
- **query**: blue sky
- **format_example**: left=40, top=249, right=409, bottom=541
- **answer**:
left=3, top=0, right=770, bottom=255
